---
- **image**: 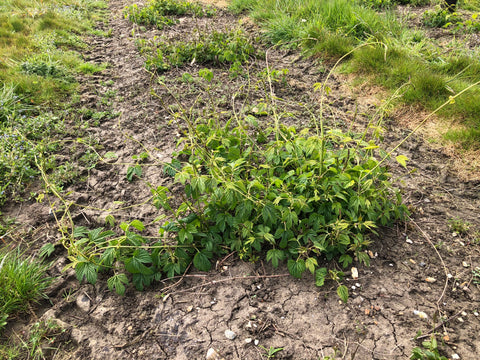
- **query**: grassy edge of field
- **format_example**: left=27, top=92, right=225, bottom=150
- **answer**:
left=228, top=0, right=480, bottom=156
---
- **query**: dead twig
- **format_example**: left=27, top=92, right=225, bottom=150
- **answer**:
left=414, top=308, right=465, bottom=341
left=166, top=273, right=290, bottom=295
left=410, top=218, right=449, bottom=307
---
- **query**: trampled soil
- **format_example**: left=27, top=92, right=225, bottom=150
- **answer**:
left=3, top=0, right=480, bottom=359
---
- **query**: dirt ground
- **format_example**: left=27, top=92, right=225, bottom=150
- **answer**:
left=3, top=0, right=480, bottom=359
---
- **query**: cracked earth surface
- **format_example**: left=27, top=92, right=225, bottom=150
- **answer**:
left=4, top=0, right=480, bottom=359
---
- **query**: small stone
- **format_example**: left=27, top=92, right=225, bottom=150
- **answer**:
left=419, top=262, right=426, bottom=267
left=406, top=238, right=413, bottom=244
left=425, top=277, right=436, bottom=283
left=457, top=317, right=464, bottom=323
left=413, top=310, right=428, bottom=319
left=224, top=329, right=236, bottom=340
left=447, top=273, right=453, bottom=279
left=254, top=339, right=259, bottom=346
left=245, top=338, right=252, bottom=344
left=474, top=311, right=479, bottom=317
left=461, top=311, right=468, bottom=317
left=351, top=267, right=359, bottom=280
left=351, top=286, right=356, bottom=290
left=355, top=283, right=361, bottom=288
left=451, top=353, right=460, bottom=360
left=462, top=261, right=470, bottom=268
left=186, top=305, right=194, bottom=313
left=76, top=294, right=91, bottom=313
left=206, top=348, right=221, bottom=360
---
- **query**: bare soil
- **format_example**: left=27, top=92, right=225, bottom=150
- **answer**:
left=3, top=0, right=480, bottom=359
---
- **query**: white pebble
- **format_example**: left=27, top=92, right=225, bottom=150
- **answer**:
left=254, top=339, right=259, bottom=346
left=452, top=354, right=460, bottom=360
left=224, top=329, right=236, bottom=340
left=245, top=338, right=252, bottom=344
left=206, top=348, right=220, bottom=360
left=413, top=310, right=428, bottom=319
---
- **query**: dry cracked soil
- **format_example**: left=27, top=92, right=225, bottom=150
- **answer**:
left=3, top=0, right=480, bottom=359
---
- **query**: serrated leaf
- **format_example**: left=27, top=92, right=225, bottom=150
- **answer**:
left=395, top=155, right=409, bottom=168
left=315, top=267, right=327, bottom=287
left=107, top=273, right=129, bottom=295
left=305, top=257, right=318, bottom=274
left=133, top=249, right=152, bottom=263
left=193, top=252, right=211, bottom=272
left=130, top=219, right=145, bottom=231
left=266, top=249, right=284, bottom=268
left=73, top=226, right=87, bottom=238
left=75, top=261, right=98, bottom=284
left=104, top=151, right=118, bottom=159
left=337, top=285, right=349, bottom=303
left=126, top=165, right=142, bottom=182
left=105, top=214, right=115, bottom=227
left=100, top=247, right=116, bottom=267
left=287, top=259, right=306, bottom=279
left=39, top=243, right=55, bottom=258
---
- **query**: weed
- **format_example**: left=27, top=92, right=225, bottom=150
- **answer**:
left=59, top=70, right=408, bottom=302
left=259, top=345, right=284, bottom=359
left=140, top=29, right=260, bottom=73
left=0, top=249, right=53, bottom=333
left=410, top=334, right=448, bottom=360
left=125, top=0, right=215, bottom=29
left=77, top=61, right=108, bottom=74
left=0, top=320, right=65, bottom=360
left=422, top=9, right=462, bottom=28
left=448, top=217, right=471, bottom=235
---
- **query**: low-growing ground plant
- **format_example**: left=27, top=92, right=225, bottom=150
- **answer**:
left=410, top=334, right=448, bottom=360
left=0, top=249, right=53, bottom=333
left=138, top=28, right=261, bottom=73
left=56, top=69, right=408, bottom=302
left=124, top=0, right=215, bottom=29
left=0, top=320, right=65, bottom=360
left=422, top=8, right=462, bottom=28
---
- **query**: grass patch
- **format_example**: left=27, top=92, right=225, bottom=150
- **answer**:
left=230, top=0, right=480, bottom=149
left=0, top=249, right=53, bottom=333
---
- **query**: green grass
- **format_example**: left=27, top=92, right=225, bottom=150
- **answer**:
left=0, top=249, right=53, bottom=333
left=0, top=320, right=65, bottom=360
left=0, top=0, right=109, bottom=205
left=230, top=0, right=480, bottom=149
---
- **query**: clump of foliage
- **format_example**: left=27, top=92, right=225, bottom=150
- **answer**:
left=423, top=9, right=462, bottom=28
left=0, top=249, right=53, bottom=333
left=358, top=0, right=430, bottom=10
left=0, top=84, right=66, bottom=204
left=448, top=217, right=470, bottom=235
left=0, top=320, right=65, bottom=360
left=59, top=69, right=407, bottom=302
left=139, top=29, right=260, bottom=73
left=411, top=335, right=448, bottom=360
left=124, top=0, right=215, bottom=29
